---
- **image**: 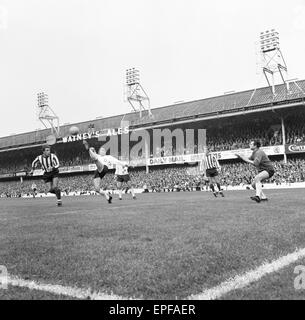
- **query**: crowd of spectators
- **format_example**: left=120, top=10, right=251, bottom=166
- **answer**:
left=2, top=116, right=305, bottom=175
left=2, top=115, right=305, bottom=175
left=1, top=157, right=305, bottom=197
left=207, top=123, right=282, bottom=151
left=219, top=159, right=305, bottom=186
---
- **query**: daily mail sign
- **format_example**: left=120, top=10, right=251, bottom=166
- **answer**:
left=147, top=145, right=285, bottom=166
left=148, top=153, right=206, bottom=166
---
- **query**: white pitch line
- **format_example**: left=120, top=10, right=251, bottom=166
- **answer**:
left=187, top=247, right=305, bottom=300
left=4, top=275, right=133, bottom=300
left=3, top=249, right=305, bottom=300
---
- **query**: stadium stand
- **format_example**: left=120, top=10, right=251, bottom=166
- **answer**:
left=1, top=80, right=305, bottom=151
left=1, top=81, right=305, bottom=198
left=1, top=114, right=305, bottom=175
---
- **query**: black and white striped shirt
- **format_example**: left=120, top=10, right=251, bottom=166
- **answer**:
left=32, top=154, right=60, bottom=173
left=202, top=153, right=220, bottom=170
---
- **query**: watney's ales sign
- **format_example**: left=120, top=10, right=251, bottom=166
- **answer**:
left=62, top=126, right=130, bottom=143
left=285, top=143, right=305, bottom=154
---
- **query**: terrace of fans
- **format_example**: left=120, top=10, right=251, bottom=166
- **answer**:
left=1, top=80, right=305, bottom=197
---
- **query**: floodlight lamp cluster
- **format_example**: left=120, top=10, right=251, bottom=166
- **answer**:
left=37, top=92, right=49, bottom=108
left=126, top=68, right=140, bottom=86
left=260, top=29, right=279, bottom=53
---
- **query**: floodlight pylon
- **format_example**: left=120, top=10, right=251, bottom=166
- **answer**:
left=258, top=29, right=289, bottom=95
left=124, top=68, right=153, bottom=119
left=37, top=92, right=60, bottom=137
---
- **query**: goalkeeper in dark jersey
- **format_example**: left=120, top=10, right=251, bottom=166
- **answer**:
left=236, top=140, right=275, bottom=203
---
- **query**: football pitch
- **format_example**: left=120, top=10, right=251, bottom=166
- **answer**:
left=1, top=189, right=305, bottom=300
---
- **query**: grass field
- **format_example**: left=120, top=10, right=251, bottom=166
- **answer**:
left=1, top=189, right=305, bottom=300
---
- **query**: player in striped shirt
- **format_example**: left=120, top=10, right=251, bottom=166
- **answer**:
left=202, top=149, right=224, bottom=197
left=29, top=144, right=62, bottom=206
left=236, top=140, right=275, bottom=203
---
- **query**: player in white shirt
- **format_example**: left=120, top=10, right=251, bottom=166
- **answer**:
left=83, top=140, right=124, bottom=203
left=115, top=160, right=136, bottom=200
left=84, top=140, right=136, bottom=201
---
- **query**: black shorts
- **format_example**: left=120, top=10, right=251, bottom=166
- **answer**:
left=260, top=168, right=275, bottom=179
left=93, top=165, right=109, bottom=179
left=116, top=174, right=130, bottom=183
left=206, top=168, right=218, bottom=178
left=42, top=168, right=59, bottom=183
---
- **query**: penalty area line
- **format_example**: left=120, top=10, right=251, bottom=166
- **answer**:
left=187, top=247, right=305, bottom=300
left=3, top=275, right=134, bottom=300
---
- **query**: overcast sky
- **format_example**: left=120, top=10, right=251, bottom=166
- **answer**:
left=0, top=0, right=305, bottom=137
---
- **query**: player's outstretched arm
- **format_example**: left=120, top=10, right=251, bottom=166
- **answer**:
left=29, top=156, right=39, bottom=175
left=89, top=147, right=99, bottom=160
left=29, top=166, right=36, bottom=176
left=108, top=156, right=126, bottom=167
left=83, top=140, right=99, bottom=160
left=52, top=154, right=60, bottom=169
left=235, top=153, right=254, bottom=165
left=83, top=140, right=90, bottom=150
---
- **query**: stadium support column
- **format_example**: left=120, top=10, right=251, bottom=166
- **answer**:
left=145, top=138, right=149, bottom=174
left=281, top=117, right=287, bottom=164
left=198, top=129, right=207, bottom=154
